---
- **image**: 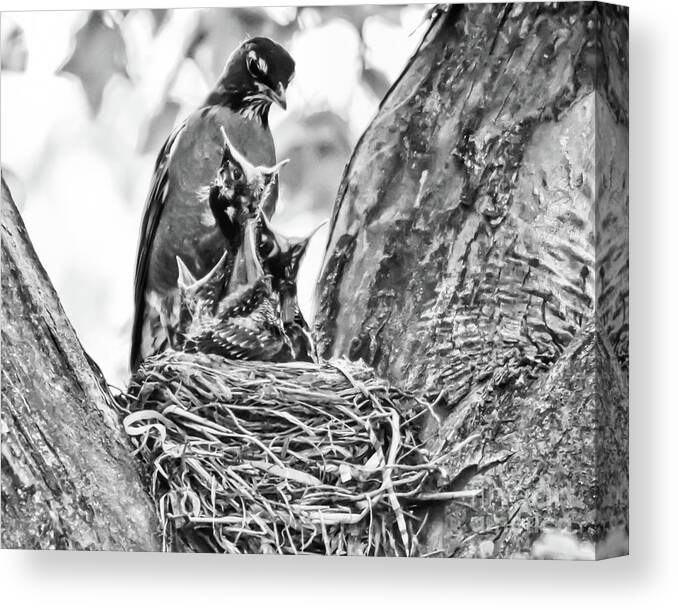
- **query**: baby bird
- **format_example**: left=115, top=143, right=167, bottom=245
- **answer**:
left=179, top=217, right=294, bottom=362
left=206, top=127, right=288, bottom=255
left=257, top=214, right=326, bottom=362
left=170, top=136, right=293, bottom=362
left=157, top=130, right=285, bottom=352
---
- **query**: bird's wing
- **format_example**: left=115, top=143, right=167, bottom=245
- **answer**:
left=130, top=120, right=187, bottom=371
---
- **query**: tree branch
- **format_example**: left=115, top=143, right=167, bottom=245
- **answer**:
left=1, top=177, right=160, bottom=551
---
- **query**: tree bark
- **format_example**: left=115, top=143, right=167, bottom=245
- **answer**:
left=1, top=178, right=160, bottom=551
left=315, top=2, right=628, bottom=557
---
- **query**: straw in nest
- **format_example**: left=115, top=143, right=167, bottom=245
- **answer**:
left=119, top=350, right=478, bottom=556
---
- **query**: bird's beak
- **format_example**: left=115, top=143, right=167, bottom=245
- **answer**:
left=176, top=256, right=197, bottom=290
left=261, top=158, right=290, bottom=180
left=305, top=219, right=329, bottom=241
left=260, top=209, right=274, bottom=232
left=271, top=157, right=290, bottom=172
left=242, top=217, right=264, bottom=285
left=268, top=82, right=287, bottom=111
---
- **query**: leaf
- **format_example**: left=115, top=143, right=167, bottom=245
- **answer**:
left=58, top=10, right=129, bottom=113
left=1, top=23, right=27, bottom=72
left=148, top=9, right=169, bottom=34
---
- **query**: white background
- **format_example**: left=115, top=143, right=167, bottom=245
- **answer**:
left=1, top=0, right=676, bottom=608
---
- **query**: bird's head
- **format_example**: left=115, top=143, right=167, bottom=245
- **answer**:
left=259, top=215, right=327, bottom=322
left=208, top=127, right=288, bottom=241
left=210, top=37, right=295, bottom=124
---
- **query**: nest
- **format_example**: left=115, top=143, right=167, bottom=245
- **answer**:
left=120, top=350, right=476, bottom=556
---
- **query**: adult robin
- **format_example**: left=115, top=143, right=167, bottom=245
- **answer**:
left=130, top=37, right=295, bottom=371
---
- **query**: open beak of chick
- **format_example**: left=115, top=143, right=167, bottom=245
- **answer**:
left=258, top=158, right=289, bottom=192
left=230, top=217, right=265, bottom=288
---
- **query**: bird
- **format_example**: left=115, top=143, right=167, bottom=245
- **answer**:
left=206, top=128, right=288, bottom=257
left=176, top=216, right=294, bottom=363
left=257, top=213, right=326, bottom=362
left=130, top=36, right=295, bottom=371
left=160, top=132, right=288, bottom=356
left=179, top=217, right=294, bottom=362
left=166, top=135, right=293, bottom=362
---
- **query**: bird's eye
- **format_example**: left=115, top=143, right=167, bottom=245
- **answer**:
left=246, top=55, right=257, bottom=76
left=232, top=167, right=242, bottom=181
left=246, top=49, right=269, bottom=80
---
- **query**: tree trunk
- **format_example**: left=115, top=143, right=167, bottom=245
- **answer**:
left=314, top=2, right=628, bottom=557
left=1, top=178, right=160, bottom=551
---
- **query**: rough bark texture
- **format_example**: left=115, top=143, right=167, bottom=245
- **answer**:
left=315, top=2, right=628, bottom=557
left=1, top=178, right=161, bottom=551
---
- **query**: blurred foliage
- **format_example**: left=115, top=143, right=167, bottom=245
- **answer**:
left=59, top=11, right=130, bottom=112
left=0, top=23, right=27, bottom=71
left=0, top=6, right=428, bottom=385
